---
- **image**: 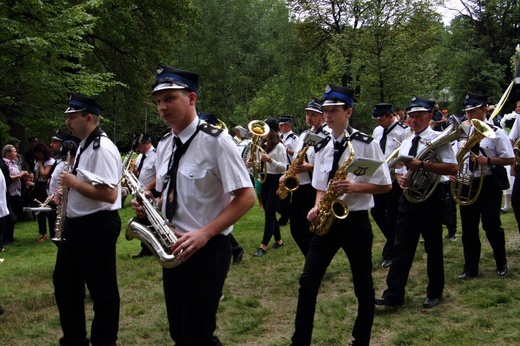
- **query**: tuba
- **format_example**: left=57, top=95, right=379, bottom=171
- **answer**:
left=248, top=120, right=270, bottom=183
left=310, top=132, right=355, bottom=236
left=125, top=169, right=182, bottom=268
left=451, top=119, right=496, bottom=206
left=276, top=126, right=315, bottom=199
left=403, top=117, right=466, bottom=203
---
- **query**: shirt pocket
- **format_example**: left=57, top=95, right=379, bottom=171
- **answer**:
left=178, top=165, right=208, bottom=198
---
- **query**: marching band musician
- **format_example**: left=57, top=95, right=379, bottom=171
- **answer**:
left=278, top=115, right=298, bottom=226
left=133, top=65, right=255, bottom=345
left=198, top=112, right=245, bottom=264
left=281, top=99, right=328, bottom=256
left=131, top=134, right=157, bottom=259
left=507, top=100, right=520, bottom=243
left=376, top=96, right=457, bottom=310
left=251, top=118, right=288, bottom=257
left=456, top=94, right=514, bottom=279
left=291, top=85, right=391, bottom=346
left=371, top=103, right=412, bottom=268
left=55, top=93, right=122, bottom=346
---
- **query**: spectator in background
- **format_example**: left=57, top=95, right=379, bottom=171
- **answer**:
left=24, top=137, right=38, bottom=173
left=432, top=103, right=446, bottom=131
left=0, top=168, right=10, bottom=252
left=3, top=144, right=27, bottom=244
left=32, top=141, right=55, bottom=243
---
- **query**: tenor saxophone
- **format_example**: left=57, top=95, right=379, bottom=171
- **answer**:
left=124, top=169, right=182, bottom=268
left=310, top=132, right=355, bottom=237
left=276, top=126, right=315, bottom=200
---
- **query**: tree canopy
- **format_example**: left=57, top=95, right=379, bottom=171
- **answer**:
left=1, top=0, right=519, bottom=150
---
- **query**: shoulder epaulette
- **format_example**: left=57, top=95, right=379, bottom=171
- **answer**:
left=159, top=132, right=172, bottom=142
left=93, top=134, right=105, bottom=150
left=315, top=136, right=331, bottom=152
left=199, top=123, right=223, bottom=137
left=288, top=133, right=297, bottom=140
left=397, top=121, right=409, bottom=129
left=351, top=131, right=374, bottom=144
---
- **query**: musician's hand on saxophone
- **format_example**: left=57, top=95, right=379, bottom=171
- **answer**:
left=131, top=190, right=159, bottom=219
left=171, top=228, right=210, bottom=262
left=330, top=177, right=354, bottom=194
left=59, top=170, right=79, bottom=189
left=294, top=161, right=313, bottom=173
left=307, top=206, right=319, bottom=222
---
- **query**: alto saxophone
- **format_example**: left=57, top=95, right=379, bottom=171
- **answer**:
left=310, top=132, right=355, bottom=237
left=52, top=144, right=74, bottom=242
left=277, top=126, right=315, bottom=200
left=124, top=169, right=182, bottom=268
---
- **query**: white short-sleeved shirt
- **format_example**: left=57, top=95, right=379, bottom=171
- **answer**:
left=34, top=158, right=56, bottom=182
left=0, top=172, right=9, bottom=218
left=456, top=121, right=514, bottom=177
left=312, top=129, right=392, bottom=211
left=48, top=159, right=65, bottom=196
left=508, top=113, right=520, bottom=141
left=372, top=120, right=412, bottom=159
left=396, top=127, right=457, bottom=183
left=155, top=118, right=253, bottom=235
left=67, top=135, right=122, bottom=218
left=281, top=130, right=299, bottom=163
left=135, top=147, right=157, bottom=187
left=292, top=126, right=329, bottom=186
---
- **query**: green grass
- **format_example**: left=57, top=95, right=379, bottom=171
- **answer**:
left=1, top=200, right=520, bottom=345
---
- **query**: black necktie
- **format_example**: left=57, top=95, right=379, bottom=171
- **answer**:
left=469, top=142, right=480, bottom=172
left=165, top=137, right=183, bottom=221
left=136, top=154, right=146, bottom=178
left=329, top=140, right=347, bottom=181
left=408, top=136, right=421, bottom=157
left=380, top=130, right=388, bottom=154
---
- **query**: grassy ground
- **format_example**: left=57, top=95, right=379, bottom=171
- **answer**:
left=1, top=200, right=520, bottom=345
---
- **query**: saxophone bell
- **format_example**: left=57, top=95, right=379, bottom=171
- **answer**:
left=331, top=194, right=349, bottom=219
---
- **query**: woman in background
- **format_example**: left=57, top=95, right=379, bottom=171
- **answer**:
left=251, top=118, right=287, bottom=257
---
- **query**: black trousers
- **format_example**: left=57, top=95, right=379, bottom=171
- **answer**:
left=292, top=211, right=374, bottom=346
left=512, top=165, right=520, bottom=233
left=53, top=210, right=121, bottom=346
left=370, top=180, right=402, bottom=261
left=289, top=183, right=316, bottom=256
left=260, top=174, right=282, bottom=246
left=382, top=187, right=444, bottom=304
left=163, top=234, right=231, bottom=346
left=460, top=176, right=506, bottom=274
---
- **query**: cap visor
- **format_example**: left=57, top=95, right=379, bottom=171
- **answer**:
left=323, top=100, right=346, bottom=106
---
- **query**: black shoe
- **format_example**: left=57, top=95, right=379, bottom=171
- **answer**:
left=457, top=272, right=478, bottom=279
left=278, top=217, right=289, bottom=226
left=132, top=250, right=152, bottom=259
left=232, top=246, right=244, bottom=264
left=497, top=266, right=508, bottom=276
left=0, top=306, right=4, bottom=315
left=272, top=242, right=284, bottom=249
left=253, top=248, right=267, bottom=257
left=423, top=297, right=441, bottom=308
left=375, top=297, right=401, bottom=307
left=381, top=259, right=392, bottom=268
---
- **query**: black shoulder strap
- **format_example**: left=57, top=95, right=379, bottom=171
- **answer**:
left=199, top=123, right=223, bottom=136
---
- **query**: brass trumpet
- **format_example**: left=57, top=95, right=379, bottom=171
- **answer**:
left=248, top=120, right=270, bottom=183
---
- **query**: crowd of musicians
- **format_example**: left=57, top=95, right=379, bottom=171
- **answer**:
left=2, top=64, right=520, bottom=345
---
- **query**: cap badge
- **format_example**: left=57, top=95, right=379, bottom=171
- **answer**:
left=325, top=85, right=332, bottom=93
